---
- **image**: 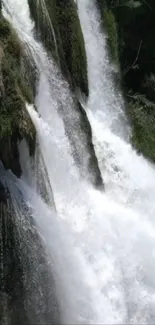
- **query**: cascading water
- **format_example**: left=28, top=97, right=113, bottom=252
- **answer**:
left=77, top=0, right=155, bottom=213
left=77, top=0, right=130, bottom=139
left=2, top=0, right=155, bottom=324
left=77, top=0, right=155, bottom=322
left=3, top=0, right=102, bottom=188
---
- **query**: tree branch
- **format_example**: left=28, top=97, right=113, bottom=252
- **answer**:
left=123, top=40, right=143, bottom=76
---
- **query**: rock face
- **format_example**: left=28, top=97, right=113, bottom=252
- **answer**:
left=28, top=0, right=103, bottom=188
left=0, top=9, right=37, bottom=325
left=0, top=9, right=36, bottom=175
left=28, top=0, right=88, bottom=96
left=0, top=196, right=30, bottom=325
left=0, top=0, right=103, bottom=187
left=0, top=178, right=60, bottom=325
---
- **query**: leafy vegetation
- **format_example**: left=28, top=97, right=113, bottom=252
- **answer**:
left=98, top=0, right=155, bottom=163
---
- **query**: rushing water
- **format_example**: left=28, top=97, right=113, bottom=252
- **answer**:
left=77, top=0, right=155, bottom=216
left=2, top=0, right=155, bottom=324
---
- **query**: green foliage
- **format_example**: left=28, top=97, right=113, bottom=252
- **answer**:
left=129, top=93, right=155, bottom=161
left=114, top=0, right=155, bottom=162
left=98, top=0, right=155, bottom=163
left=106, top=0, right=142, bottom=8
left=0, top=58, right=32, bottom=136
left=0, top=11, right=35, bottom=173
left=0, top=18, right=10, bottom=39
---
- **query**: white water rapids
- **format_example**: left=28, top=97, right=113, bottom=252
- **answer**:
left=2, top=0, right=155, bottom=324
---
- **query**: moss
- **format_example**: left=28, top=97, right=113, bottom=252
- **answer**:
left=0, top=52, right=34, bottom=138
left=28, top=0, right=104, bottom=186
left=97, top=0, right=155, bottom=163
left=96, top=0, right=119, bottom=64
left=55, top=0, right=88, bottom=95
left=114, top=1, right=155, bottom=162
left=127, top=94, right=155, bottom=162
left=28, top=0, right=58, bottom=60
left=104, top=9, right=119, bottom=64
left=0, top=18, right=10, bottom=38
left=0, top=12, right=36, bottom=174
left=28, top=0, right=88, bottom=95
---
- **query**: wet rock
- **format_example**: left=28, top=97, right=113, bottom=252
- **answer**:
left=0, top=181, right=8, bottom=203
left=0, top=189, right=60, bottom=325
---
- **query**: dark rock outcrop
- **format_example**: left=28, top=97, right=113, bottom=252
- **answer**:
left=0, top=182, right=60, bottom=325
left=28, top=0, right=88, bottom=96
left=0, top=10, right=36, bottom=175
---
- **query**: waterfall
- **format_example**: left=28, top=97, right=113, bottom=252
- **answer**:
left=77, top=0, right=155, bottom=208
left=77, top=0, right=130, bottom=139
left=2, top=0, right=155, bottom=324
left=36, top=0, right=59, bottom=60
left=3, top=0, right=102, bottom=187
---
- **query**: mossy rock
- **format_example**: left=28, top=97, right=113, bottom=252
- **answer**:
left=28, top=0, right=88, bottom=95
left=127, top=94, right=155, bottom=162
left=104, top=9, right=119, bottom=64
left=0, top=11, right=36, bottom=175
left=96, top=0, right=119, bottom=64
left=28, top=0, right=104, bottom=187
